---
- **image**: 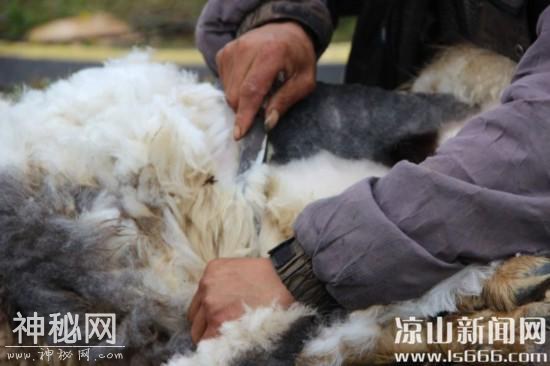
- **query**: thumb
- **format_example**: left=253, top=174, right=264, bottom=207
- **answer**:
left=265, top=74, right=316, bottom=130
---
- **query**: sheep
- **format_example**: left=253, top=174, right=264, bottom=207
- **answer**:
left=2, top=46, right=544, bottom=366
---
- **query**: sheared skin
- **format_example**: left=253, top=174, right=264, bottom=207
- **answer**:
left=269, top=83, right=477, bottom=166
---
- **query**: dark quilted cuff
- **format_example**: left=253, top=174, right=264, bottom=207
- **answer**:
left=269, top=237, right=340, bottom=312
left=237, top=0, right=334, bottom=57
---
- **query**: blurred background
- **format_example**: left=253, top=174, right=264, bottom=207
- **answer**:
left=0, top=0, right=355, bottom=92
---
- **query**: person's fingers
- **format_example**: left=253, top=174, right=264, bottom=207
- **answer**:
left=234, top=56, right=282, bottom=139
left=187, top=289, right=202, bottom=323
left=224, top=50, right=255, bottom=112
left=190, top=306, right=207, bottom=344
left=201, top=324, right=220, bottom=341
left=200, top=304, right=244, bottom=341
left=265, top=73, right=316, bottom=130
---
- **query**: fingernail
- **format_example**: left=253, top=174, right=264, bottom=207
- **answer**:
left=233, top=125, right=241, bottom=140
left=264, top=110, right=279, bottom=131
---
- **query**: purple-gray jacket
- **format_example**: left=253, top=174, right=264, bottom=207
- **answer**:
left=196, top=0, right=332, bottom=74
left=197, top=3, right=550, bottom=310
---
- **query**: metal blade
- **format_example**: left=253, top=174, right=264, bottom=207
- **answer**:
left=235, top=71, right=285, bottom=175
left=237, top=114, right=268, bottom=175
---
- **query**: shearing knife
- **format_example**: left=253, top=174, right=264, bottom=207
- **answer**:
left=236, top=111, right=269, bottom=175
left=236, top=72, right=285, bottom=175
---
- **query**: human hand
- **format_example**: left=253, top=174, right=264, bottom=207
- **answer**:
left=216, top=21, right=317, bottom=139
left=187, top=258, right=295, bottom=344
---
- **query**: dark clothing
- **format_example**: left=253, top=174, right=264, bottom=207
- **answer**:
left=196, top=2, right=550, bottom=310
left=196, top=1, right=549, bottom=85
left=344, top=0, right=546, bottom=88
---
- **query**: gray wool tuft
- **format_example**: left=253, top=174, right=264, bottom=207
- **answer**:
left=0, top=171, right=192, bottom=364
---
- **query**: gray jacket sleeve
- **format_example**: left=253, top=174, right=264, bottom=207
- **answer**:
left=195, top=0, right=333, bottom=74
left=294, top=6, right=550, bottom=310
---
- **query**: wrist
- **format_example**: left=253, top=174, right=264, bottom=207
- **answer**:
left=237, top=0, right=333, bottom=57
left=259, top=258, right=296, bottom=307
